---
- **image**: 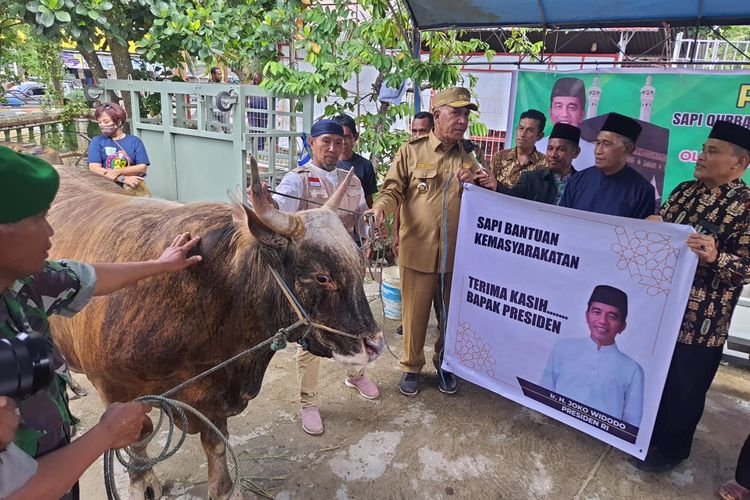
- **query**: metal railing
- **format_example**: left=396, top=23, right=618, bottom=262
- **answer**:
left=0, top=111, right=92, bottom=159
left=671, top=32, right=750, bottom=70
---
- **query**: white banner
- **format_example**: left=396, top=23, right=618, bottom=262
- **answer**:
left=443, top=185, right=698, bottom=459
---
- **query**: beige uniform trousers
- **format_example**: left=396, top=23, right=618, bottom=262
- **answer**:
left=400, top=266, right=453, bottom=373
left=298, top=347, right=366, bottom=408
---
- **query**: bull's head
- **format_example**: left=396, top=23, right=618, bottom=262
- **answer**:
left=235, top=157, right=384, bottom=366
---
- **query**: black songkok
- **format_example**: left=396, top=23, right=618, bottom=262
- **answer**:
left=588, top=285, right=628, bottom=320
left=709, top=120, right=750, bottom=152
left=549, top=123, right=581, bottom=146
left=601, top=112, right=642, bottom=143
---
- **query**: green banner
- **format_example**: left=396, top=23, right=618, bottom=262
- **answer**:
left=512, top=70, right=750, bottom=198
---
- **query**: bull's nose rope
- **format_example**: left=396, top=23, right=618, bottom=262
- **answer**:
left=103, top=267, right=366, bottom=499
left=361, top=219, right=400, bottom=360
left=269, top=267, right=361, bottom=340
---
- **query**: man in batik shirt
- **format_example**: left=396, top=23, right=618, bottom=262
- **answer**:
left=633, top=120, right=750, bottom=472
left=489, top=109, right=548, bottom=189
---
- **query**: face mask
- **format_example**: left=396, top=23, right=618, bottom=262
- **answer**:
left=100, top=124, right=118, bottom=137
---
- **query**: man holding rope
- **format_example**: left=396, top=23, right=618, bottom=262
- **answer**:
left=0, top=146, right=202, bottom=498
left=262, top=119, right=379, bottom=436
left=365, top=87, right=484, bottom=397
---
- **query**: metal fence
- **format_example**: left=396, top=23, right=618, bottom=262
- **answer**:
left=97, top=79, right=313, bottom=203
left=671, top=32, right=750, bottom=70
left=0, top=111, right=93, bottom=159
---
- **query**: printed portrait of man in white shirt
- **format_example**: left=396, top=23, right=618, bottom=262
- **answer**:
left=540, top=284, right=644, bottom=427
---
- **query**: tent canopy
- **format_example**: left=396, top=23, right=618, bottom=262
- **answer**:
left=404, top=0, right=750, bottom=30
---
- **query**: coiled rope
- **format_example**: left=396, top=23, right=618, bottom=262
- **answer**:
left=103, top=325, right=301, bottom=499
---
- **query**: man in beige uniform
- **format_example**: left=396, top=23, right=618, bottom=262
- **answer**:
left=366, top=87, right=483, bottom=396
left=269, top=119, right=378, bottom=435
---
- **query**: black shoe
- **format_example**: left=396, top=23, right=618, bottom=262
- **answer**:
left=437, top=370, right=458, bottom=394
left=399, top=372, right=419, bottom=396
left=629, top=452, right=684, bottom=473
left=396, top=325, right=403, bottom=336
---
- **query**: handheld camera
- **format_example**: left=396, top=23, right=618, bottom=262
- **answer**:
left=0, top=333, right=55, bottom=399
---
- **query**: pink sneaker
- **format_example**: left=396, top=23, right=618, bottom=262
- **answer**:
left=345, top=376, right=380, bottom=399
left=300, top=406, right=324, bottom=435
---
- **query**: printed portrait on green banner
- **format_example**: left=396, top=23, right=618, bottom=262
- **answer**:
left=512, top=70, right=750, bottom=199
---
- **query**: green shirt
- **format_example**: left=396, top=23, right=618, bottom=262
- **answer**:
left=0, top=260, right=96, bottom=457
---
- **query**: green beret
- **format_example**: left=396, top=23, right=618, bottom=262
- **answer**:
left=0, top=146, right=60, bottom=223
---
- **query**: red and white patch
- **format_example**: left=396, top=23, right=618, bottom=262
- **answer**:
left=308, top=177, right=322, bottom=187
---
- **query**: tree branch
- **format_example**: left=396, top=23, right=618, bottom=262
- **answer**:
left=385, top=0, right=413, bottom=54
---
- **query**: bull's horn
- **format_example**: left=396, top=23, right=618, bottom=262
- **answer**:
left=323, top=168, right=354, bottom=211
left=248, top=155, right=305, bottom=240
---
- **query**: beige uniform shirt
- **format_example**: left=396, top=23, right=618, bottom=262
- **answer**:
left=374, top=131, right=483, bottom=273
left=272, top=164, right=366, bottom=237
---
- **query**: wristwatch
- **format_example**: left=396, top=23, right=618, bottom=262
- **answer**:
left=116, top=174, right=126, bottom=183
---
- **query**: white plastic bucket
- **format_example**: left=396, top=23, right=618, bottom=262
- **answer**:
left=381, top=266, right=402, bottom=320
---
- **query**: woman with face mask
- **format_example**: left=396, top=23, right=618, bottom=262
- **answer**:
left=87, top=103, right=151, bottom=195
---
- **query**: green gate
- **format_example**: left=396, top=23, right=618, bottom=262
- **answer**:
left=95, top=79, right=313, bottom=203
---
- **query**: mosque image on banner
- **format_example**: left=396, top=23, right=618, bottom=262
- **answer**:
left=511, top=69, right=750, bottom=201
left=443, top=185, right=698, bottom=459
left=535, top=74, right=668, bottom=207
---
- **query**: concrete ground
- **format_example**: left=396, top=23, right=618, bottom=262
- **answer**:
left=75, top=279, right=750, bottom=499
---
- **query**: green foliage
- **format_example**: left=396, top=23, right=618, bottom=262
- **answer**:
left=503, top=28, right=544, bottom=56
left=59, top=93, right=91, bottom=121
left=0, top=23, right=65, bottom=106
left=719, top=26, right=750, bottom=41
left=137, top=0, right=277, bottom=69
left=356, top=102, right=413, bottom=176
left=4, top=0, right=543, bottom=167
left=133, top=0, right=501, bottom=165
left=469, top=112, right=488, bottom=137
left=698, top=26, right=750, bottom=42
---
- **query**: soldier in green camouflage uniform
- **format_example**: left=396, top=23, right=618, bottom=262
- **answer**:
left=0, top=145, right=202, bottom=498
left=1, top=260, right=96, bottom=458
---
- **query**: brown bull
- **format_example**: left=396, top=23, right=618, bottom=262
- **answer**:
left=48, top=161, right=384, bottom=499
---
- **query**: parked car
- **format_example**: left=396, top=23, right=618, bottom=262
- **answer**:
left=2, top=81, right=47, bottom=106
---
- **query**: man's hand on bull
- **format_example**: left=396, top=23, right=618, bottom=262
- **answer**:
left=156, top=233, right=204, bottom=272
left=92, top=232, right=203, bottom=296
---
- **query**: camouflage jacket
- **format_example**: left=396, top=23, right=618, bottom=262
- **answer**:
left=0, top=260, right=96, bottom=457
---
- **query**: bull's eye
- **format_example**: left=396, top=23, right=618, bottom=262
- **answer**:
left=315, top=273, right=332, bottom=285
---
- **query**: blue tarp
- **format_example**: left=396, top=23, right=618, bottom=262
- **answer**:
left=405, top=0, right=750, bottom=30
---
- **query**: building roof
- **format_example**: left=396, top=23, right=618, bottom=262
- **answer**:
left=404, top=0, right=750, bottom=30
